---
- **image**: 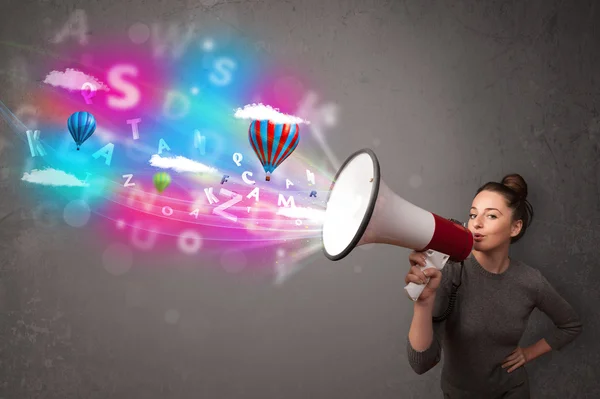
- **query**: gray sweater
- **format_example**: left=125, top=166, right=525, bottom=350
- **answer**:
left=406, top=255, right=582, bottom=398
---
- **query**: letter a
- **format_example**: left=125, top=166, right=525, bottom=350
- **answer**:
left=157, top=138, right=170, bottom=154
left=51, top=9, right=90, bottom=45
left=92, top=143, right=114, bottom=166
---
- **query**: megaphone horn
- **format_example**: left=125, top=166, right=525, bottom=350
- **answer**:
left=321, top=149, right=473, bottom=301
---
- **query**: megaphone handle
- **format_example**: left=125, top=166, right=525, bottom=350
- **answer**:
left=404, top=254, right=439, bottom=302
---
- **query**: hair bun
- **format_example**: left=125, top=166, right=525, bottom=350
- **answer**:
left=501, top=174, right=528, bottom=200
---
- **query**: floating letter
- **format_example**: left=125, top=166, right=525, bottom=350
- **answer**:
left=242, top=171, right=255, bottom=185
left=151, top=23, right=196, bottom=59
left=306, top=169, right=315, bottom=185
left=81, top=82, right=96, bottom=104
left=157, top=138, right=170, bottom=154
left=232, top=152, right=243, bottom=166
left=51, top=9, right=89, bottom=45
left=246, top=187, right=260, bottom=202
left=209, top=57, right=236, bottom=86
left=122, top=174, right=135, bottom=187
left=177, top=230, right=203, bottom=254
left=213, top=188, right=242, bottom=222
left=127, top=118, right=142, bottom=140
left=92, top=143, right=114, bottom=166
left=204, top=187, right=219, bottom=204
left=278, top=194, right=295, bottom=208
left=25, top=130, right=46, bottom=157
left=193, top=130, right=206, bottom=155
left=107, top=64, right=140, bottom=110
left=163, top=90, right=190, bottom=119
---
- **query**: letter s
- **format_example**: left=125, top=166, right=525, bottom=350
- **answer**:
left=209, top=57, right=236, bottom=86
left=107, top=64, right=141, bottom=110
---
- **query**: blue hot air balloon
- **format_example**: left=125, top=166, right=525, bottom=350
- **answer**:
left=248, top=120, right=300, bottom=181
left=67, top=111, right=97, bottom=150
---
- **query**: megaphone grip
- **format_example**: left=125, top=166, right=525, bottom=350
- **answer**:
left=404, top=264, right=436, bottom=301
left=404, top=250, right=449, bottom=302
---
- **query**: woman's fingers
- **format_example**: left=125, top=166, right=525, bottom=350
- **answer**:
left=423, top=268, right=440, bottom=279
left=406, top=251, right=443, bottom=298
left=501, top=358, right=519, bottom=369
left=405, top=273, right=428, bottom=285
left=410, top=265, right=428, bottom=284
left=409, top=251, right=428, bottom=267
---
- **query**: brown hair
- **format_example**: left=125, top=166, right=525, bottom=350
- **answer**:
left=476, top=174, right=534, bottom=243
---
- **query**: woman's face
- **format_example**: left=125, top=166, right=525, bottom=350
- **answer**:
left=467, top=190, right=522, bottom=252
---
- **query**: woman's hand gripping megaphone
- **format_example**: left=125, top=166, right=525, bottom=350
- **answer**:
left=404, top=249, right=449, bottom=302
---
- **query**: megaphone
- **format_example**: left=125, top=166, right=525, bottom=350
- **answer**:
left=321, top=148, right=473, bottom=301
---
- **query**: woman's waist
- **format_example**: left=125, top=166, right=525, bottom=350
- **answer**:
left=441, top=361, right=528, bottom=394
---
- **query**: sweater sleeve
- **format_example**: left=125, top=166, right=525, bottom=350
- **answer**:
left=406, top=320, right=445, bottom=375
left=406, top=262, right=454, bottom=375
left=535, top=270, right=583, bottom=351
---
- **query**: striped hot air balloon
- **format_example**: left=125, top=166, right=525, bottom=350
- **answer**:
left=248, top=120, right=300, bottom=181
left=67, top=111, right=97, bottom=150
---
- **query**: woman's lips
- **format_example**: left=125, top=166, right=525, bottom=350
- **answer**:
left=473, top=233, right=484, bottom=242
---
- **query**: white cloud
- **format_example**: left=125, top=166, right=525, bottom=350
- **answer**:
left=43, top=68, right=110, bottom=92
left=276, top=205, right=325, bottom=222
left=234, top=103, right=310, bottom=125
left=149, top=154, right=218, bottom=174
left=21, top=168, right=89, bottom=187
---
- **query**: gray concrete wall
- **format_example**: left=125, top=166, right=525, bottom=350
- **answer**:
left=0, top=0, right=598, bottom=398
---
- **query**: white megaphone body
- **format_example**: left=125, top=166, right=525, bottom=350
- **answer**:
left=321, top=148, right=473, bottom=301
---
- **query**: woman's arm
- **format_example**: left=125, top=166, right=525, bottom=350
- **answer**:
left=524, top=338, right=552, bottom=362
left=406, top=294, right=446, bottom=374
left=534, top=270, right=583, bottom=351
left=406, top=264, right=454, bottom=375
left=409, top=297, right=437, bottom=350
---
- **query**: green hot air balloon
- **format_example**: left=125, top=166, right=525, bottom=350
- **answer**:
left=153, top=172, right=171, bottom=193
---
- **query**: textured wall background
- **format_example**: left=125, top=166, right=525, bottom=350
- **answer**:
left=1, top=0, right=599, bottom=398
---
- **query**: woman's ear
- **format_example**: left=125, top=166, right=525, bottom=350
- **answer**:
left=510, top=219, right=523, bottom=238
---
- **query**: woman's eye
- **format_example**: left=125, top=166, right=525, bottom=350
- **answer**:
left=468, top=214, right=476, bottom=219
left=487, top=214, right=497, bottom=219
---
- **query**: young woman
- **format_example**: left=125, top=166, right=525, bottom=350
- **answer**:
left=405, top=174, right=582, bottom=398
